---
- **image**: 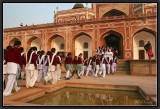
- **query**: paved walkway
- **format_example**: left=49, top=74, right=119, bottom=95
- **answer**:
left=3, top=74, right=157, bottom=106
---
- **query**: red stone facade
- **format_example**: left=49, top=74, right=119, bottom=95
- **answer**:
left=3, top=3, right=157, bottom=59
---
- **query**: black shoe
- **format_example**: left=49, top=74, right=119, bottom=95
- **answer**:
left=65, top=77, right=70, bottom=80
left=77, top=77, right=81, bottom=79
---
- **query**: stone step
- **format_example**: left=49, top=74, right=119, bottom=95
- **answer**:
left=116, top=68, right=130, bottom=71
left=117, top=65, right=130, bottom=68
left=113, top=71, right=130, bottom=75
left=117, top=61, right=129, bottom=64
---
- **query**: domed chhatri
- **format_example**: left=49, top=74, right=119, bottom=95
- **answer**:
left=72, top=3, right=84, bottom=9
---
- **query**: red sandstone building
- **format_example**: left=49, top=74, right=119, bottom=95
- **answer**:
left=3, top=3, right=157, bottom=60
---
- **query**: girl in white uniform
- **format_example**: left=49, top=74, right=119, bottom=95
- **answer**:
left=106, top=57, right=111, bottom=75
left=95, top=55, right=100, bottom=77
left=42, top=51, right=51, bottom=81
left=111, top=57, right=118, bottom=73
left=3, top=41, right=22, bottom=96
left=56, top=52, right=62, bottom=80
left=85, top=57, right=93, bottom=76
left=25, top=46, right=38, bottom=88
left=79, top=58, right=88, bottom=76
left=37, top=50, right=45, bottom=82
left=99, top=54, right=107, bottom=78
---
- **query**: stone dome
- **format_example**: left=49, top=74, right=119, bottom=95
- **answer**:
left=72, top=3, right=84, bottom=9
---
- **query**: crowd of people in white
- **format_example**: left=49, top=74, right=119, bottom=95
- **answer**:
left=3, top=40, right=118, bottom=96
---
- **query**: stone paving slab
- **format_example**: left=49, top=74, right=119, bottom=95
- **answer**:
left=3, top=75, right=157, bottom=106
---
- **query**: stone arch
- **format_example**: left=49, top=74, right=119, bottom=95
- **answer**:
left=9, top=37, right=21, bottom=46
left=72, top=32, right=93, bottom=40
left=133, top=27, right=156, bottom=37
left=101, top=30, right=124, bottom=58
left=27, top=36, right=42, bottom=51
left=72, top=32, right=92, bottom=59
left=132, top=28, right=156, bottom=60
left=102, top=9, right=127, bottom=17
left=47, top=34, right=65, bottom=52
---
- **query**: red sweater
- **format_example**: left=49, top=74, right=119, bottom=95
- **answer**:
left=4, top=49, right=12, bottom=64
left=114, top=51, right=118, bottom=57
left=87, top=59, right=92, bottom=66
left=83, top=60, right=88, bottom=66
left=92, top=56, right=96, bottom=62
left=37, top=55, right=45, bottom=64
left=56, top=56, right=61, bottom=64
left=49, top=53, right=57, bottom=66
left=27, top=52, right=38, bottom=67
left=65, top=57, right=73, bottom=64
left=100, top=57, right=107, bottom=64
left=21, top=53, right=26, bottom=66
left=7, top=47, right=22, bottom=66
left=77, top=56, right=83, bottom=64
left=96, top=58, right=100, bottom=65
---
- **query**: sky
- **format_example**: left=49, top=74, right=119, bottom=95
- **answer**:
left=3, top=3, right=92, bottom=28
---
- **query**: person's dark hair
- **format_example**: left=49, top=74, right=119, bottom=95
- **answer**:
left=51, top=48, right=56, bottom=53
left=32, top=46, right=37, bottom=51
left=56, top=52, right=60, bottom=56
left=37, top=51, right=41, bottom=55
left=74, top=56, right=77, bottom=60
left=27, top=47, right=33, bottom=57
left=79, top=53, right=82, bottom=56
left=67, top=52, right=71, bottom=57
left=14, top=40, right=21, bottom=46
left=6, top=45, right=12, bottom=50
left=84, top=57, right=88, bottom=60
left=46, top=51, right=51, bottom=55
left=89, top=57, right=92, bottom=60
left=41, top=50, right=45, bottom=55
left=19, top=47, right=24, bottom=52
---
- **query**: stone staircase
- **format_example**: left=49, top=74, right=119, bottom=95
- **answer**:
left=61, top=59, right=131, bottom=75
left=114, top=59, right=130, bottom=75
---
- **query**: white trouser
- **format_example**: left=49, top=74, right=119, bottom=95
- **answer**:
left=65, top=70, right=70, bottom=78
left=3, top=74, right=18, bottom=96
left=95, top=65, right=100, bottom=77
left=43, top=66, right=49, bottom=79
left=57, top=64, right=61, bottom=80
left=51, top=71, right=57, bottom=83
left=99, top=64, right=106, bottom=77
left=80, top=66, right=86, bottom=76
left=26, top=69, right=37, bottom=88
left=16, top=64, right=21, bottom=80
left=44, top=70, right=57, bottom=84
left=111, top=63, right=117, bottom=73
left=3, top=74, right=7, bottom=83
left=37, top=69, right=43, bottom=82
left=78, top=64, right=83, bottom=76
left=86, top=65, right=92, bottom=76
left=106, top=64, right=111, bottom=74
left=3, top=64, right=7, bottom=82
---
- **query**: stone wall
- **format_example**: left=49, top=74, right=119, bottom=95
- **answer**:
left=129, top=60, right=156, bottom=76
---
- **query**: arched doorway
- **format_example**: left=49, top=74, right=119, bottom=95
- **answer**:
left=9, top=38, right=20, bottom=46
left=48, top=34, right=65, bottom=57
left=27, top=36, right=42, bottom=51
left=102, top=31, right=123, bottom=58
left=133, top=29, right=156, bottom=60
left=74, top=33, right=92, bottom=59
left=102, top=9, right=126, bottom=17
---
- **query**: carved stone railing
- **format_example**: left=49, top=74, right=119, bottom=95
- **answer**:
left=4, top=12, right=156, bottom=32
